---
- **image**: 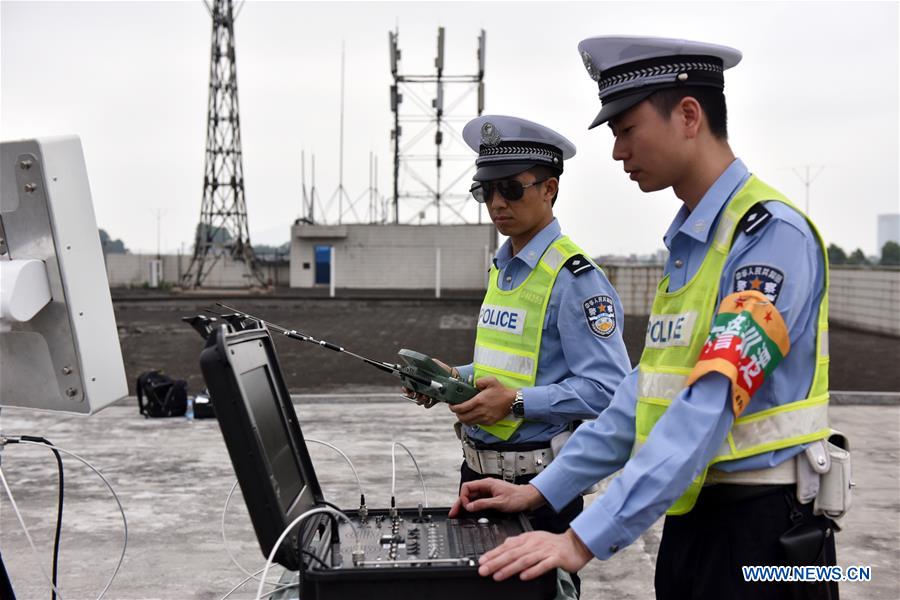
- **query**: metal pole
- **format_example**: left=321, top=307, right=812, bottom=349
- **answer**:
left=793, top=165, right=824, bottom=216
left=805, top=166, right=810, bottom=214
left=393, top=87, right=400, bottom=224
left=301, top=149, right=308, bottom=221
left=374, top=155, right=379, bottom=223
left=369, top=151, right=374, bottom=223
left=435, top=247, right=441, bottom=298
left=155, top=209, right=162, bottom=259
left=338, top=41, right=345, bottom=225
left=435, top=28, right=444, bottom=225
left=311, top=154, right=316, bottom=223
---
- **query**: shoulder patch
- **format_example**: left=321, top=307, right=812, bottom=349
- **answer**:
left=564, top=254, right=595, bottom=277
left=583, top=295, right=616, bottom=338
left=737, top=203, right=773, bottom=235
left=732, top=264, right=785, bottom=303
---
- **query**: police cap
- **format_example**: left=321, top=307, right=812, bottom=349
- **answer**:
left=578, top=36, right=742, bottom=129
left=463, top=115, right=576, bottom=182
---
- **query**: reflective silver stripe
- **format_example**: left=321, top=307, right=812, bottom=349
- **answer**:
left=541, top=246, right=565, bottom=271
left=706, top=458, right=797, bottom=484
left=632, top=437, right=645, bottom=456
left=820, top=330, right=829, bottom=357
left=638, top=370, right=688, bottom=401
left=713, top=212, right=736, bottom=251
left=639, top=370, right=830, bottom=459
left=474, top=345, right=534, bottom=377
left=717, top=401, right=830, bottom=456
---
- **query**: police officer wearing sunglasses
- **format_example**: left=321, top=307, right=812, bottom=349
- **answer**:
left=414, top=114, right=631, bottom=594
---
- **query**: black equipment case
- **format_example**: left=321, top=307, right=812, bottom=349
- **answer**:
left=199, top=326, right=556, bottom=600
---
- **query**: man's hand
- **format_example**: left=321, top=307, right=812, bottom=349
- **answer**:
left=401, top=358, right=457, bottom=409
left=449, top=479, right=545, bottom=517
left=477, top=529, right=594, bottom=582
left=449, top=376, right=516, bottom=425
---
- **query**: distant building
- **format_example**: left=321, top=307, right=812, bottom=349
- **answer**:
left=289, top=224, right=497, bottom=290
left=596, top=250, right=667, bottom=265
left=878, top=214, right=900, bottom=251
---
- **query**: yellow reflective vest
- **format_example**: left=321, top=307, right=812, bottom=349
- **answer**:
left=473, top=236, right=593, bottom=440
left=635, top=176, right=831, bottom=514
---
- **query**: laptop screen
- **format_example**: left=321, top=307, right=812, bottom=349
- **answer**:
left=242, top=365, right=305, bottom=514
left=200, top=326, right=324, bottom=569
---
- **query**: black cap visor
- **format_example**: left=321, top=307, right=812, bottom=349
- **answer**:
left=473, top=162, right=537, bottom=182
left=588, top=89, right=655, bottom=129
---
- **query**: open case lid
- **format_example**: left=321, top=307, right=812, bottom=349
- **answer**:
left=200, top=325, right=325, bottom=570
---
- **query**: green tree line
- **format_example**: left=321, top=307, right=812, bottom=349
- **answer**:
left=828, top=241, right=900, bottom=266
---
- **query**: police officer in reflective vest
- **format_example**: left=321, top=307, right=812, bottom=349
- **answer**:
left=451, top=38, right=840, bottom=599
left=411, top=115, right=631, bottom=593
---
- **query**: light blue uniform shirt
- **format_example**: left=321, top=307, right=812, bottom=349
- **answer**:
left=456, top=218, right=632, bottom=446
left=531, top=159, right=826, bottom=559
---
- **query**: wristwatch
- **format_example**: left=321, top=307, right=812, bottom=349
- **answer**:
left=511, top=390, right=526, bottom=418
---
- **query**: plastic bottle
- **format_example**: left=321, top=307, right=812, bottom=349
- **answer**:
left=185, top=396, right=195, bottom=421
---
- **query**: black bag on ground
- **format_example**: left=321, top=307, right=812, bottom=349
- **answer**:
left=137, top=370, right=188, bottom=418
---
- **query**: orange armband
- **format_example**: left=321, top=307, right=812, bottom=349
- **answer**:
left=686, top=291, right=790, bottom=417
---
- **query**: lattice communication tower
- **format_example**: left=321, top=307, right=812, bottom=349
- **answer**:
left=390, top=28, right=486, bottom=225
left=182, top=0, right=264, bottom=288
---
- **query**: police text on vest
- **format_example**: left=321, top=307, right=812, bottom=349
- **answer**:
left=478, top=304, right=527, bottom=335
left=645, top=312, right=698, bottom=348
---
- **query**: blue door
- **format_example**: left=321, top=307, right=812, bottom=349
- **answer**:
left=314, top=245, right=331, bottom=285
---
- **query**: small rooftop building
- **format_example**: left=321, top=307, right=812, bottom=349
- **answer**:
left=290, top=223, right=498, bottom=292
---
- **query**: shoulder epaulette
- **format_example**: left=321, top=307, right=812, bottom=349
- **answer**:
left=738, top=203, right=773, bottom=235
left=563, top=254, right=595, bottom=277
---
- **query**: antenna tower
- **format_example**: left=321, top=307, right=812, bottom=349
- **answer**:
left=390, top=28, right=486, bottom=225
left=182, top=0, right=265, bottom=288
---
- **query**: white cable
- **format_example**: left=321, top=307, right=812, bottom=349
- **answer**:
left=391, top=439, right=397, bottom=501
left=391, top=441, right=429, bottom=508
left=0, top=465, right=66, bottom=600
left=220, top=480, right=282, bottom=586
left=261, top=582, right=299, bottom=599
left=254, top=506, right=358, bottom=600
left=305, top=438, right=364, bottom=499
left=219, top=567, right=297, bottom=600
left=221, top=438, right=363, bottom=586
left=8, top=439, right=129, bottom=600
left=219, top=566, right=266, bottom=600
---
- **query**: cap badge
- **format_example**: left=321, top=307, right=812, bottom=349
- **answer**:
left=480, top=122, right=501, bottom=147
left=581, top=51, right=601, bottom=81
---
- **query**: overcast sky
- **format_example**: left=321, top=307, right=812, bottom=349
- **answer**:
left=2, top=0, right=898, bottom=257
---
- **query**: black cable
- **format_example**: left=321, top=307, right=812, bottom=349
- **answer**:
left=19, top=436, right=64, bottom=600
left=300, top=550, right=329, bottom=570
left=295, top=511, right=342, bottom=588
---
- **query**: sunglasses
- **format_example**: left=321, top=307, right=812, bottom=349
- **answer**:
left=469, top=177, right=550, bottom=203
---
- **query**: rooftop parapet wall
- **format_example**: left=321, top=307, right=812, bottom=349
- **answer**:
left=602, top=263, right=900, bottom=338
left=829, top=266, right=900, bottom=337
left=103, top=253, right=288, bottom=288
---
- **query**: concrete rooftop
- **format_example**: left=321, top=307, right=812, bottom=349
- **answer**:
left=1, top=397, right=898, bottom=600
